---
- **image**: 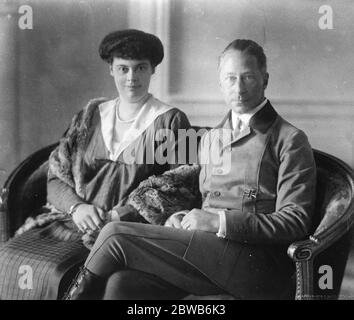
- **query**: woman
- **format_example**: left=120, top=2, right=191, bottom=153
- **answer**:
left=47, top=29, right=191, bottom=233
left=0, top=29, right=191, bottom=300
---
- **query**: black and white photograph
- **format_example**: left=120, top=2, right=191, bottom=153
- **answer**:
left=0, top=0, right=353, bottom=305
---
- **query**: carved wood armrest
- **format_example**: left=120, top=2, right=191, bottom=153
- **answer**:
left=287, top=238, right=318, bottom=300
left=0, top=187, right=10, bottom=245
left=288, top=208, right=354, bottom=300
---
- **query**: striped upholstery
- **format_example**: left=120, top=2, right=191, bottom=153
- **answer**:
left=0, top=222, right=89, bottom=300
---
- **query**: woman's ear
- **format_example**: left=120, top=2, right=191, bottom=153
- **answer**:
left=150, top=62, right=155, bottom=75
left=109, top=64, right=114, bottom=76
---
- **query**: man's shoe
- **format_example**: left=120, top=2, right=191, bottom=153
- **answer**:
left=63, top=267, right=105, bottom=300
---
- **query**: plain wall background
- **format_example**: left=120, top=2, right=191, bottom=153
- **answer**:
left=0, top=0, right=353, bottom=186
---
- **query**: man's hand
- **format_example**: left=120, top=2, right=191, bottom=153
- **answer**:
left=180, top=209, right=220, bottom=233
left=164, top=210, right=189, bottom=229
left=72, top=204, right=105, bottom=232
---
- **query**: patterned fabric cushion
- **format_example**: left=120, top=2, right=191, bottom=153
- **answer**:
left=314, top=167, right=351, bottom=236
left=0, top=221, right=88, bottom=300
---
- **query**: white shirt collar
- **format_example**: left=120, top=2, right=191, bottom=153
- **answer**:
left=231, top=98, right=268, bottom=131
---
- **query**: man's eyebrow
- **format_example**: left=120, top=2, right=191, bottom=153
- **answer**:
left=223, top=71, right=255, bottom=75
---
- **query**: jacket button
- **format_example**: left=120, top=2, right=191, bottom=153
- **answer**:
left=216, top=168, right=223, bottom=174
left=213, top=191, right=221, bottom=197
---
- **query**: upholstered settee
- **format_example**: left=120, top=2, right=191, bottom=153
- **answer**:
left=0, top=139, right=353, bottom=299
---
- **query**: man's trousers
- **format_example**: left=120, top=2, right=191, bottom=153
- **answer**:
left=85, top=221, right=227, bottom=298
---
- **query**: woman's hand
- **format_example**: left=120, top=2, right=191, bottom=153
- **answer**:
left=72, top=204, right=105, bottom=233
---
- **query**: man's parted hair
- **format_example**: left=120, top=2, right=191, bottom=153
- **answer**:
left=218, top=39, right=267, bottom=72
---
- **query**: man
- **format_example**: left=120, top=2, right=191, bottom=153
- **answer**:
left=64, top=39, right=316, bottom=300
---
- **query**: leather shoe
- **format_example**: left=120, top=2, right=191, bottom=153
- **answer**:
left=63, top=267, right=105, bottom=300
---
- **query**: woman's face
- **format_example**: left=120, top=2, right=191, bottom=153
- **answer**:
left=110, top=57, right=154, bottom=104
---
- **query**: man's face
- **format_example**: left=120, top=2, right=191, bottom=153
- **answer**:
left=110, top=57, right=154, bottom=103
left=219, top=50, right=268, bottom=114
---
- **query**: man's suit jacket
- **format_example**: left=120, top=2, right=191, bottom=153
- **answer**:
left=184, top=101, right=317, bottom=298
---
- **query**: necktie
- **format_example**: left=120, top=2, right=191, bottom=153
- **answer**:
left=233, top=116, right=242, bottom=139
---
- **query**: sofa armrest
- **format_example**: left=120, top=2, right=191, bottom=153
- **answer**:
left=0, top=143, right=58, bottom=242
left=287, top=238, right=318, bottom=300
left=0, top=187, right=10, bottom=245
left=288, top=201, right=354, bottom=301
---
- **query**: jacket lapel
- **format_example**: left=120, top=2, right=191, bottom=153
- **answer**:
left=218, top=101, right=278, bottom=148
left=249, top=101, right=278, bottom=133
left=216, top=111, right=253, bottom=148
left=233, top=126, right=251, bottom=143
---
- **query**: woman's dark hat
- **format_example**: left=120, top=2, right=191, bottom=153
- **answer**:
left=99, top=29, right=164, bottom=67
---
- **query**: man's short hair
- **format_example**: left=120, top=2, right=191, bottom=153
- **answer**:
left=219, top=39, right=267, bottom=72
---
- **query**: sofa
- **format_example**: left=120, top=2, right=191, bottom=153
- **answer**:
left=0, top=137, right=354, bottom=300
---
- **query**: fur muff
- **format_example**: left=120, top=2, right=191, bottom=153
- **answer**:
left=128, top=164, right=201, bottom=225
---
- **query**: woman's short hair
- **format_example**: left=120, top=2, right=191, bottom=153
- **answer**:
left=99, top=29, right=164, bottom=67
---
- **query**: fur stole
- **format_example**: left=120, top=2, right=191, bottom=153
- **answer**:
left=15, top=98, right=108, bottom=246
left=48, top=97, right=108, bottom=198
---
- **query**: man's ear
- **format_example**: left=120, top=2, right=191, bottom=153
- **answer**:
left=218, top=75, right=222, bottom=88
left=263, top=72, right=269, bottom=89
left=109, top=64, right=113, bottom=77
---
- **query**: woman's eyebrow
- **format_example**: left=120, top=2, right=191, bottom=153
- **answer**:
left=137, top=62, right=149, bottom=67
left=114, top=62, right=149, bottom=67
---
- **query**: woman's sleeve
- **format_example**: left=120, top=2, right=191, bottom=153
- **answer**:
left=47, top=171, right=85, bottom=213
left=167, top=109, right=192, bottom=169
